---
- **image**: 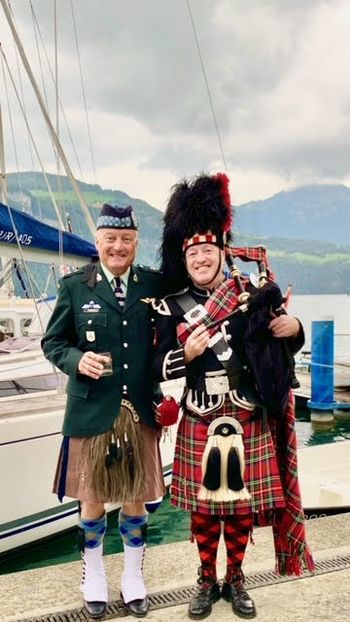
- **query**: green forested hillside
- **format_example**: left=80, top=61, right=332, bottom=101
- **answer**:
left=5, top=172, right=350, bottom=295
left=233, top=234, right=350, bottom=294
left=7, top=172, right=163, bottom=267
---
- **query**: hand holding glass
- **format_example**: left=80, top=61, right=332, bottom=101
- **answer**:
left=99, top=352, right=113, bottom=376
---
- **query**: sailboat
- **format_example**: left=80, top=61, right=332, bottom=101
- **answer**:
left=0, top=0, right=98, bottom=394
left=0, top=198, right=96, bottom=393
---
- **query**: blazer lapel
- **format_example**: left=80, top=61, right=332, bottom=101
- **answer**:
left=124, top=266, right=143, bottom=311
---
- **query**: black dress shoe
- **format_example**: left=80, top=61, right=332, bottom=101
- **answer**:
left=222, top=581, right=256, bottom=618
left=123, top=595, right=149, bottom=618
left=188, top=582, right=221, bottom=620
left=84, top=600, right=107, bottom=619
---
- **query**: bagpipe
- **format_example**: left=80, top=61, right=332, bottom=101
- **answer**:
left=224, top=244, right=300, bottom=418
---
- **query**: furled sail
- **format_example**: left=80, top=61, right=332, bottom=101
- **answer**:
left=0, top=201, right=96, bottom=265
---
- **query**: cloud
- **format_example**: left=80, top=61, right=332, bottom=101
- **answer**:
left=0, top=0, right=349, bottom=209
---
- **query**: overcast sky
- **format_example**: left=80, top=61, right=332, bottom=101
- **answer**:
left=0, top=0, right=349, bottom=211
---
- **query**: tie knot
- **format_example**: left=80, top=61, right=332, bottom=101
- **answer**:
left=114, top=276, right=121, bottom=288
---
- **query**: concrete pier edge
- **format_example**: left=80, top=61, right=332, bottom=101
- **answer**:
left=1, top=512, right=350, bottom=622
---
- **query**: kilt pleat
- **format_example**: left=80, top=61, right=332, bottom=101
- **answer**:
left=170, top=399, right=286, bottom=515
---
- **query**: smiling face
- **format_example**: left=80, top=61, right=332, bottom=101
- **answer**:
left=95, top=228, right=138, bottom=276
left=184, top=243, right=224, bottom=289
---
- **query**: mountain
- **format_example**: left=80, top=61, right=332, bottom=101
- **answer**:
left=235, top=184, right=350, bottom=246
left=5, top=173, right=350, bottom=295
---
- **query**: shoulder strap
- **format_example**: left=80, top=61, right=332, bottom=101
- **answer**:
left=174, top=291, right=234, bottom=371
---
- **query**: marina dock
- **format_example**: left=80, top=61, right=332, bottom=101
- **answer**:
left=1, top=511, right=350, bottom=622
left=295, top=369, right=350, bottom=408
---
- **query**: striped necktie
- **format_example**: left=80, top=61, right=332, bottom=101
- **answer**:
left=114, top=277, right=126, bottom=307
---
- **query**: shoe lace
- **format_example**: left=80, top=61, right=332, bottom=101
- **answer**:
left=226, top=568, right=250, bottom=594
left=197, top=565, right=217, bottom=588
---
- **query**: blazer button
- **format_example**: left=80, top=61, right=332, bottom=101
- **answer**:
left=123, top=320, right=128, bottom=326
left=123, top=343, right=128, bottom=348
left=123, top=363, right=128, bottom=369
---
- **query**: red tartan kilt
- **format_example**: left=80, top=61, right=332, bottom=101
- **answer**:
left=171, top=399, right=286, bottom=516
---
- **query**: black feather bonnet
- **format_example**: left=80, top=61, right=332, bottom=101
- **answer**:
left=159, top=172, right=233, bottom=288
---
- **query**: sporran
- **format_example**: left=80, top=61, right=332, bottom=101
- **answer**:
left=89, top=400, right=144, bottom=502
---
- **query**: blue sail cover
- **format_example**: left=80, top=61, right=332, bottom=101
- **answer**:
left=0, top=201, right=96, bottom=259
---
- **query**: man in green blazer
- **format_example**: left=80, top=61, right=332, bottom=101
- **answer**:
left=42, top=204, right=165, bottom=619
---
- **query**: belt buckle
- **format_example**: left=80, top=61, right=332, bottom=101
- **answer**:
left=205, top=374, right=230, bottom=395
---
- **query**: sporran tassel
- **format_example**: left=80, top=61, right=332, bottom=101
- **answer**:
left=202, top=438, right=221, bottom=491
left=109, top=433, right=117, bottom=460
left=227, top=445, right=244, bottom=491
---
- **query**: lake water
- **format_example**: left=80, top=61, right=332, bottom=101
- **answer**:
left=288, top=293, right=350, bottom=363
left=1, top=294, right=350, bottom=575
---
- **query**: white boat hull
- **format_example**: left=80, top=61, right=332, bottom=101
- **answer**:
left=0, top=390, right=177, bottom=554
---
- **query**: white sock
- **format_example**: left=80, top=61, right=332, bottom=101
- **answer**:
left=121, top=544, right=147, bottom=604
left=81, top=544, right=108, bottom=603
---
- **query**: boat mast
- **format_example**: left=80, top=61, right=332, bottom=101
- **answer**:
left=0, top=103, right=7, bottom=206
left=0, top=101, right=15, bottom=296
left=0, top=0, right=96, bottom=237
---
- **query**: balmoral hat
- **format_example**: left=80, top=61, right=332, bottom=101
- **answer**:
left=96, top=204, right=138, bottom=230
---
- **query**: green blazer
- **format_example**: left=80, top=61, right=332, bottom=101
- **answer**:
left=41, top=262, right=164, bottom=437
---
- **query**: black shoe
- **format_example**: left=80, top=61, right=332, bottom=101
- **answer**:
left=222, top=581, right=256, bottom=618
left=188, top=582, right=221, bottom=620
left=123, top=595, right=149, bottom=618
left=84, top=600, right=107, bottom=619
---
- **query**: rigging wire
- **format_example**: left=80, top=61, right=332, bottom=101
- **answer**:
left=0, top=47, right=64, bottom=229
left=29, top=0, right=84, bottom=180
left=70, top=0, right=97, bottom=183
left=0, top=70, right=9, bottom=206
left=29, top=0, right=56, bottom=222
left=53, top=0, right=64, bottom=268
left=0, top=0, right=96, bottom=236
left=30, top=1, right=66, bottom=228
left=0, top=44, right=65, bottom=331
left=186, top=0, right=227, bottom=172
left=0, top=43, right=22, bottom=206
left=0, top=44, right=63, bottom=332
left=30, top=1, right=50, bottom=122
left=7, top=1, right=34, bottom=198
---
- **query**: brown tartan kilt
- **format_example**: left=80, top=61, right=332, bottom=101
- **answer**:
left=171, top=398, right=286, bottom=515
left=53, top=420, right=166, bottom=504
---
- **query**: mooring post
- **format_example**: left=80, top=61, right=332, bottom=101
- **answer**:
left=308, top=318, right=336, bottom=422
